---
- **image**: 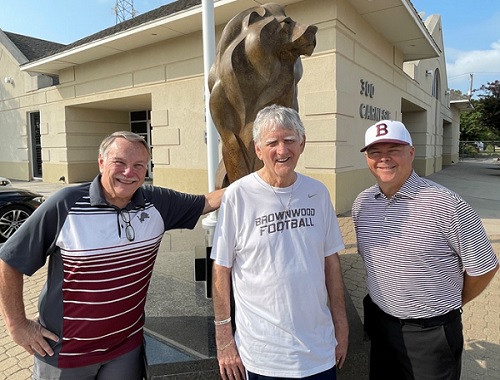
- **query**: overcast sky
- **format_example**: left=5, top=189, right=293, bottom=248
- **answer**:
left=1, top=0, right=499, bottom=96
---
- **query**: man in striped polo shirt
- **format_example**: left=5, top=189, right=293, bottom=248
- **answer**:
left=0, top=131, right=224, bottom=379
left=352, top=120, right=498, bottom=380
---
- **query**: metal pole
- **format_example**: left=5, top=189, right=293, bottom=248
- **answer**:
left=201, top=0, right=218, bottom=299
left=201, top=0, right=219, bottom=231
left=468, top=73, right=473, bottom=98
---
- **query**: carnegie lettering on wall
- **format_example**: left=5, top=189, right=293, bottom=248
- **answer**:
left=359, top=79, right=391, bottom=121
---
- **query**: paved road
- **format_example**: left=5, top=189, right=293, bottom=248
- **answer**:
left=427, top=159, right=500, bottom=379
left=1, top=158, right=499, bottom=379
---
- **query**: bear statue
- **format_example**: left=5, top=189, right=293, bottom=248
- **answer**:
left=208, top=3, right=318, bottom=187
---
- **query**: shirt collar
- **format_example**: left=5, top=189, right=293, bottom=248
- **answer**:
left=374, top=170, right=420, bottom=200
left=89, top=175, right=146, bottom=209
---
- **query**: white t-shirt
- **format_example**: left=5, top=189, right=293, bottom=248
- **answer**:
left=211, top=173, right=344, bottom=377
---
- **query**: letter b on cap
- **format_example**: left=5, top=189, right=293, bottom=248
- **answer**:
left=376, top=123, right=388, bottom=137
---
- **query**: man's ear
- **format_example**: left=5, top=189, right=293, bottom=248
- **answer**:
left=409, top=146, right=415, bottom=158
left=300, top=135, right=306, bottom=153
left=98, top=154, right=104, bottom=173
left=255, top=141, right=263, bottom=160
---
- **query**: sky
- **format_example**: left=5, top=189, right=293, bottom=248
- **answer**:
left=411, top=0, right=500, bottom=97
left=0, top=0, right=499, bottom=97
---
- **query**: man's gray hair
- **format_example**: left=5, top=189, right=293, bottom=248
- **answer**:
left=99, top=131, right=151, bottom=159
left=253, top=105, right=305, bottom=147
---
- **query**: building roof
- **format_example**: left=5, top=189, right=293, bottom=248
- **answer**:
left=450, top=92, right=473, bottom=111
left=55, top=0, right=200, bottom=58
left=5, top=0, right=439, bottom=75
left=3, top=31, right=66, bottom=61
left=449, top=92, right=469, bottom=102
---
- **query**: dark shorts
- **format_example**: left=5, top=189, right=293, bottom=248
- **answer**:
left=363, top=295, right=463, bottom=380
left=32, top=345, right=144, bottom=380
left=247, top=366, right=336, bottom=380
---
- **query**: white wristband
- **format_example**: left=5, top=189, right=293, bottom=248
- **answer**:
left=214, top=316, right=231, bottom=326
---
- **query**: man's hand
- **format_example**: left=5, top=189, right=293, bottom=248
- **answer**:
left=335, top=323, right=349, bottom=369
left=9, top=318, right=59, bottom=357
left=216, top=337, right=245, bottom=380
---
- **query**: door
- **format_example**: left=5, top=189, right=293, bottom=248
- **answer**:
left=29, top=112, right=42, bottom=178
left=130, top=110, right=153, bottom=178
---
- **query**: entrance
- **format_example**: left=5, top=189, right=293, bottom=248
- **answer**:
left=130, top=110, right=153, bottom=178
left=29, top=112, right=42, bottom=178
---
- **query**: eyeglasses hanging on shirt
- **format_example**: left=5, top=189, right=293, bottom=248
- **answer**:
left=119, top=209, right=136, bottom=241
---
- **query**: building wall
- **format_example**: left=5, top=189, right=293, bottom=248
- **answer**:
left=0, top=0, right=461, bottom=214
left=0, top=34, right=40, bottom=180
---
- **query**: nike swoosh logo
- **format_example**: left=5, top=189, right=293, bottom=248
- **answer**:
left=308, top=194, right=317, bottom=198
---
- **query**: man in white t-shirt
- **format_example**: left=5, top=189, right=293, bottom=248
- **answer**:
left=211, top=105, right=349, bottom=380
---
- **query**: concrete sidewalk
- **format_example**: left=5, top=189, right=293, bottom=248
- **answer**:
left=1, top=158, right=499, bottom=379
left=426, top=158, right=500, bottom=379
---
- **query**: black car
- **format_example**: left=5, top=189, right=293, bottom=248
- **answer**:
left=0, top=187, right=44, bottom=242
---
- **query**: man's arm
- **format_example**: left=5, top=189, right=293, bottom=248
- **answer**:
left=462, top=263, right=499, bottom=305
left=0, top=259, right=58, bottom=356
left=325, top=253, right=349, bottom=369
left=0, top=259, right=27, bottom=331
left=212, top=263, right=245, bottom=380
left=203, top=188, right=225, bottom=214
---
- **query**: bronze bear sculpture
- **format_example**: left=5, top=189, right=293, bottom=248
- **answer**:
left=208, top=3, right=318, bottom=187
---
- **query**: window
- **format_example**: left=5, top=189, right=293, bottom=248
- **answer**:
left=432, top=68, right=440, bottom=100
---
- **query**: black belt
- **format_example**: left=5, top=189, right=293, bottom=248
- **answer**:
left=390, top=308, right=462, bottom=328
left=366, top=295, right=462, bottom=328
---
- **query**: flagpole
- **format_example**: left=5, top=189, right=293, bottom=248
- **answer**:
left=201, top=0, right=218, bottom=297
left=202, top=0, right=218, bottom=199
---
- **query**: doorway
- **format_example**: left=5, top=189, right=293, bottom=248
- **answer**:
left=29, top=112, right=42, bottom=178
left=130, top=110, right=153, bottom=178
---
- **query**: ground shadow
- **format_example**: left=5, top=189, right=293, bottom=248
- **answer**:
left=462, top=340, right=500, bottom=378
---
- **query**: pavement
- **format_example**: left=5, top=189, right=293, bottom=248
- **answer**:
left=1, top=158, right=499, bottom=379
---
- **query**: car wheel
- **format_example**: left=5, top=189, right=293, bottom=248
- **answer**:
left=0, top=205, right=33, bottom=242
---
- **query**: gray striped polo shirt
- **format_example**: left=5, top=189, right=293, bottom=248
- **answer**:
left=352, top=170, right=498, bottom=319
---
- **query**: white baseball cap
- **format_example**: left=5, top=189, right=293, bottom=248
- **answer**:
left=360, top=120, right=412, bottom=152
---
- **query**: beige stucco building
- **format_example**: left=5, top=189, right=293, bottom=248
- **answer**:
left=0, top=0, right=466, bottom=214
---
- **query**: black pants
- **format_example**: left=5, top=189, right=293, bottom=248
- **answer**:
left=246, top=366, right=336, bottom=380
left=363, top=295, right=463, bottom=380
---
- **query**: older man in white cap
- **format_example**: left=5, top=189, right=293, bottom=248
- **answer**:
left=352, top=120, right=498, bottom=380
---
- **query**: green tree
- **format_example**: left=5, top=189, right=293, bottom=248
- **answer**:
left=478, top=80, right=500, bottom=139
left=458, top=81, right=500, bottom=141
left=459, top=99, right=486, bottom=141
